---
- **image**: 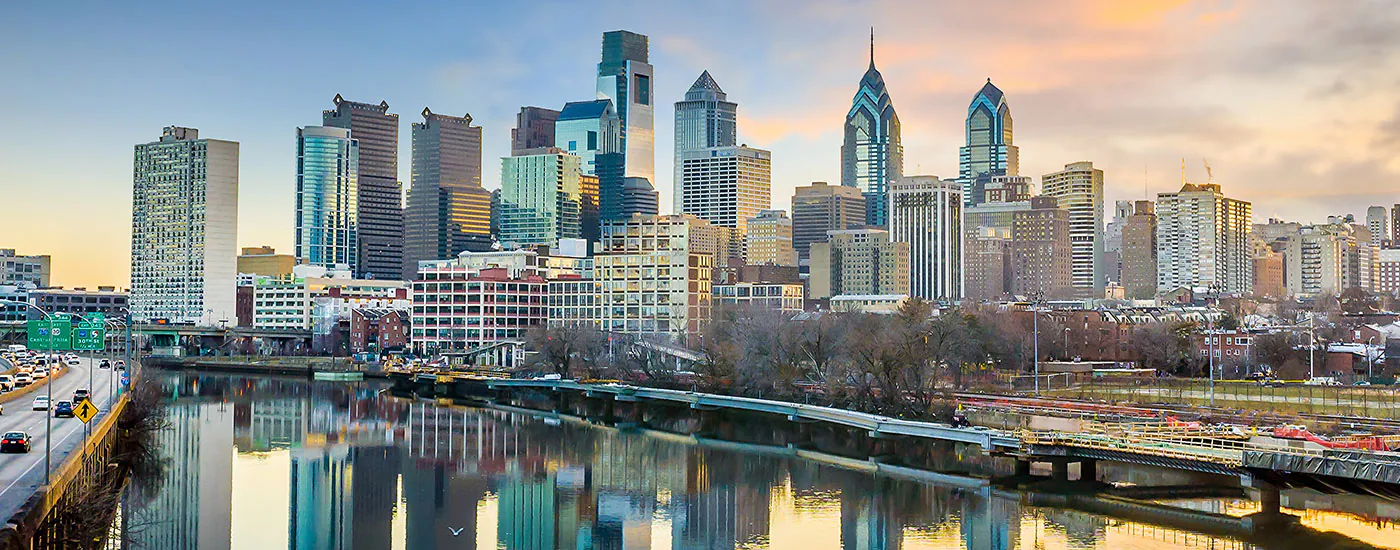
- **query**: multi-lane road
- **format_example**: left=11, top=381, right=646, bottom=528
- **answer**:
left=0, top=356, right=119, bottom=520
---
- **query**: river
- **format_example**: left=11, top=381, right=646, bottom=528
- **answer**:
left=105, top=372, right=1400, bottom=549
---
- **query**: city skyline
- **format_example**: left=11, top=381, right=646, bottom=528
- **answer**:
left=3, top=1, right=1399, bottom=287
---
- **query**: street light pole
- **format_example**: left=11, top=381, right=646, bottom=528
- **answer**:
left=1208, top=319, right=1215, bottom=408
left=1064, top=328, right=1070, bottom=360
left=1033, top=307, right=1040, bottom=396
left=4, top=299, right=57, bottom=486
left=1367, top=336, right=1376, bottom=381
left=1308, top=313, right=1316, bottom=380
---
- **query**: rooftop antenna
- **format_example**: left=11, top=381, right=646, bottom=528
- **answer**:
left=869, top=27, right=875, bottom=67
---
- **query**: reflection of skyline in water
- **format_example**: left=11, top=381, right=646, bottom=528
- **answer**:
left=117, top=374, right=1400, bottom=549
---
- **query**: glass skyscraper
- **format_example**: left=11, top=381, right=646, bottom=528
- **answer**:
left=323, top=95, right=401, bottom=280
left=841, top=33, right=902, bottom=227
left=958, top=79, right=1019, bottom=207
left=556, top=99, right=623, bottom=237
left=295, top=126, right=359, bottom=271
left=596, top=31, right=655, bottom=187
left=499, top=148, right=583, bottom=248
left=674, top=70, right=738, bottom=213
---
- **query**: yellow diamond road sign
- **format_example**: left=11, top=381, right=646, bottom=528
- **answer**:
left=74, top=400, right=98, bottom=424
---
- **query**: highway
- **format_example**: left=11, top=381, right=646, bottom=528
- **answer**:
left=0, top=355, right=120, bottom=521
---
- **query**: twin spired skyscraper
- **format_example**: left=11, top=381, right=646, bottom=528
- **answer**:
left=841, top=33, right=903, bottom=227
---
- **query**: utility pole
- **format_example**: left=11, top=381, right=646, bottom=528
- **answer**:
left=1308, top=313, right=1315, bottom=380
left=1208, top=319, right=1215, bottom=407
left=1033, top=306, right=1040, bottom=396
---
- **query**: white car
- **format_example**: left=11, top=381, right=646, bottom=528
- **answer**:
left=14, top=374, right=32, bottom=387
left=31, top=397, right=49, bottom=411
left=31, top=368, right=47, bottom=379
left=0, top=375, right=14, bottom=392
left=65, top=358, right=80, bottom=366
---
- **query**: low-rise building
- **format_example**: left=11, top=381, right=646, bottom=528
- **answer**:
left=713, top=283, right=804, bottom=314
left=29, top=287, right=129, bottom=318
left=829, top=294, right=908, bottom=314
left=411, top=263, right=548, bottom=355
left=252, top=266, right=408, bottom=331
left=350, top=307, right=409, bottom=354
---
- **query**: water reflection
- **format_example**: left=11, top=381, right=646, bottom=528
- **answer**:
left=112, top=373, right=1400, bottom=549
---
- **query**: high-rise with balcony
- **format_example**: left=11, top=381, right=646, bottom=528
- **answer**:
left=959, top=79, right=1019, bottom=207
left=889, top=176, right=962, bottom=301
left=791, top=182, right=866, bottom=262
left=404, top=108, right=492, bottom=278
left=499, top=148, right=583, bottom=248
left=295, top=126, right=359, bottom=272
left=1155, top=182, right=1252, bottom=294
left=131, top=126, right=239, bottom=325
left=1367, top=206, right=1389, bottom=248
left=596, top=31, right=654, bottom=186
left=674, top=70, right=738, bottom=213
left=841, top=33, right=902, bottom=227
left=1042, top=161, right=1104, bottom=297
left=323, top=95, right=401, bottom=279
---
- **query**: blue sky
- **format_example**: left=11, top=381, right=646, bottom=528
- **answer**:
left=4, top=0, right=1400, bottom=287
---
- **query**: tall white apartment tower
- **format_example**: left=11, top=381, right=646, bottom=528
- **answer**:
left=1155, top=182, right=1253, bottom=294
left=1041, top=161, right=1104, bottom=297
left=130, top=126, right=239, bottom=325
left=1367, top=206, right=1389, bottom=248
left=889, top=176, right=963, bottom=300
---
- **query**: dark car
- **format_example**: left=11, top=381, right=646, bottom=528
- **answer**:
left=72, top=389, right=90, bottom=403
left=98, top=359, right=110, bottom=369
left=1, top=432, right=30, bottom=453
left=53, top=401, right=74, bottom=418
left=949, top=412, right=971, bottom=428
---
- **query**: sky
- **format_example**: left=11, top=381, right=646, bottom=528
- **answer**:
left=3, top=0, right=1399, bottom=289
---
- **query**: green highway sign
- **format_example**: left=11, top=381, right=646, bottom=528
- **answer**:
left=73, top=314, right=105, bottom=351
left=26, top=319, right=72, bottom=351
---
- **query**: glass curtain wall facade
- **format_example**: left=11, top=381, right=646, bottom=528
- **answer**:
left=596, top=31, right=654, bottom=186
left=296, top=126, right=360, bottom=271
left=959, top=79, right=1019, bottom=207
left=841, top=36, right=902, bottom=227
left=499, top=148, right=583, bottom=248
left=323, top=95, right=401, bottom=279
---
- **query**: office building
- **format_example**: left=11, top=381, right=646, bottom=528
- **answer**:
left=0, top=286, right=27, bottom=322
left=1120, top=200, right=1157, bottom=300
left=1393, top=204, right=1400, bottom=246
left=1283, top=223, right=1373, bottom=297
left=1377, top=249, right=1400, bottom=294
left=888, top=176, right=962, bottom=300
left=323, top=96, right=402, bottom=280
left=619, top=177, right=660, bottom=219
left=555, top=99, right=623, bottom=237
left=511, top=106, right=560, bottom=155
left=1155, top=182, right=1252, bottom=294
left=1011, top=196, right=1073, bottom=298
left=237, top=246, right=297, bottom=278
left=809, top=229, right=910, bottom=299
left=964, top=227, right=1012, bottom=301
left=959, top=79, right=1020, bottom=207
left=130, top=126, right=238, bottom=325
left=745, top=210, right=797, bottom=267
left=1367, top=206, right=1389, bottom=248
left=679, top=146, right=772, bottom=247
left=1041, top=161, right=1104, bottom=297
left=1103, top=200, right=1134, bottom=285
left=0, top=249, right=50, bottom=288
left=295, top=126, right=359, bottom=271
left=404, top=108, right=491, bottom=278
left=963, top=175, right=1033, bottom=240
left=499, top=147, right=583, bottom=248
left=596, top=30, right=654, bottom=184
left=841, top=34, right=902, bottom=226
left=252, top=266, right=408, bottom=332
left=1253, top=245, right=1286, bottom=299
left=792, top=182, right=866, bottom=262
left=674, top=70, right=738, bottom=212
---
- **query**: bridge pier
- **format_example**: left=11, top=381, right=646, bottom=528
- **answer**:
left=1078, top=459, right=1097, bottom=482
left=1015, top=459, right=1032, bottom=477
left=1239, top=475, right=1294, bottom=530
left=1052, top=460, right=1070, bottom=483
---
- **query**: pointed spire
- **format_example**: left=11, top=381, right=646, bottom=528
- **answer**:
left=869, top=27, right=876, bottom=69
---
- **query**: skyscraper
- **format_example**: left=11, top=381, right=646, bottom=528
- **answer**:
left=619, top=177, right=660, bottom=219
left=841, top=32, right=902, bottom=227
left=556, top=99, right=624, bottom=237
left=889, top=176, right=963, bottom=300
left=323, top=96, right=402, bottom=280
left=295, top=126, right=359, bottom=271
left=404, top=108, right=491, bottom=278
left=674, top=70, right=738, bottom=212
left=1042, top=161, right=1105, bottom=297
left=679, top=145, right=772, bottom=238
left=597, top=31, right=655, bottom=185
left=499, top=148, right=583, bottom=248
left=511, top=106, right=560, bottom=155
left=791, top=182, right=866, bottom=262
left=1155, top=182, right=1252, bottom=294
left=958, top=79, right=1019, bottom=207
left=1103, top=200, right=1135, bottom=285
left=1367, top=205, right=1388, bottom=248
left=130, top=126, right=239, bottom=325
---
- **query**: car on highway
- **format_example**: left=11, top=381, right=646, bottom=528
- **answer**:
left=73, top=389, right=90, bottom=403
left=53, top=401, right=73, bottom=418
left=0, top=432, right=30, bottom=453
left=62, top=353, right=77, bottom=362
left=14, top=373, right=32, bottom=387
left=115, top=360, right=125, bottom=370
left=98, top=359, right=110, bottom=369
left=65, top=357, right=80, bottom=366
left=32, top=396, right=49, bottom=411
left=32, top=368, right=47, bottom=379
left=0, top=375, right=14, bottom=392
